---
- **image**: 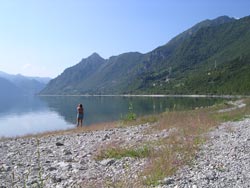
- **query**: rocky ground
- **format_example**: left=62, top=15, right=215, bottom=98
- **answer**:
left=0, top=123, right=170, bottom=188
left=1, top=106, right=250, bottom=187
left=159, top=118, right=250, bottom=188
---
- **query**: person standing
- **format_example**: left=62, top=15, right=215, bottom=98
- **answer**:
left=77, top=104, right=84, bottom=127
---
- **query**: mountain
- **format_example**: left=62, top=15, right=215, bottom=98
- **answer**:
left=0, top=71, right=51, bottom=95
left=42, top=52, right=107, bottom=94
left=41, top=15, right=250, bottom=95
left=0, top=77, right=23, bottom=97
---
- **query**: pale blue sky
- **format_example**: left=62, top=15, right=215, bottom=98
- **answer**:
left=0, top=0, right=249, bottom=78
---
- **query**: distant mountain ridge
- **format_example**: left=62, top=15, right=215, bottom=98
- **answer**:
left=41, top=15, right=250, bottom=95
left=0, top=77, right=23, bottom=97
left=0, top=71, right=51, bottom=95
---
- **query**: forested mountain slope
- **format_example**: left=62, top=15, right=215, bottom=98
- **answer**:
left=41, top=16, right=250, bottom=95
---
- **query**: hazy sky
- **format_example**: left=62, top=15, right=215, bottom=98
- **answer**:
left=0, top=0, right=249, bottom=78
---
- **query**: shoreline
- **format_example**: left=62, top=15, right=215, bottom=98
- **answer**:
left=38, top=94, right=248, bottom=98
left=0, top=120, right=121, bottom=141
left=0, top=97, right=245, bottom=140
left=1, top=93, right=238, bottom=139
left=0, top=122, right=156, bottom=187
left=1, top=116, right=250, bottom=187
left=1, top=99, right=249, bottom=187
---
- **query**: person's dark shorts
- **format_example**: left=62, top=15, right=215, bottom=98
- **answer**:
left=77, top=113, right=84, bottom=119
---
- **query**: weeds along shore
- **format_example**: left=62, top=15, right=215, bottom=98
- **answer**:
left=0, top=98, right=249, bottom=187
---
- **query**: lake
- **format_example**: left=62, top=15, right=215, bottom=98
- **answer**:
left=0, top=95, right=225, bottom=137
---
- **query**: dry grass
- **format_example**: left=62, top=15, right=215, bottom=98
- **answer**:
left=142, top=109, right=218, bottom=185
left=118, top=114, right=158, bottom=128
left=213, top=98, right=250, bottom=122
left=94, top=108, right=219, bottom=186
left=3, top=98, right=250, bottom=187
left=94, top=99, right=250, bottom=186
left=142, top=98, right=250, bottom=185
left=14, top=113, right=157, bottom=140
left=0, top=114, right=158, bottom=142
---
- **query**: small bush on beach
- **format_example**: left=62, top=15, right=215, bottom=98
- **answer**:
left=121, top=102, right=137, bottom=123
left=96, top=145, right=151, bottom=160
left=9, top=99, right=250, bottom=187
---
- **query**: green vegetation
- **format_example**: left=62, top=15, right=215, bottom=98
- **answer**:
left=36, top=139, right=45, bottom=188
left=41, top=16, right=250, bottom=96
left=8, top=99, right=250, bottom=187
left=96, top=145, right=151, bottom=160
left=96, top=98, right=250, bottom=186
left=10, top=138, right=46, bottom=188
left=213, top=99, right=250, bottom=122
left=142, top=110, right=217, bottom=185
left=143, top=99, right=250, bottom=185
left=136, top=16, right=250, bottom=95
left=168, top=55, right=250, bottom=95
left=121, top=102, right=137, bottom=123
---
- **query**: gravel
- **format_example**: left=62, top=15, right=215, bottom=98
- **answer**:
left=0, top=123, right=170, bottom=187
left=1, top=113, right=250, bottom=187
left=159, top=118, right=250, bottom=188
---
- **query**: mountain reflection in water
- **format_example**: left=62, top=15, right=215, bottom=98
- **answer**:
left=0, top=95, right=224, bottom=137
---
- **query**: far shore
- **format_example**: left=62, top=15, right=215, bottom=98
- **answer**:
left=38, top=94, right=248, bottom=98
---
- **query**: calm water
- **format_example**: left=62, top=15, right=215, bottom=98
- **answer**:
left=0, top=95, right=225, bottom=137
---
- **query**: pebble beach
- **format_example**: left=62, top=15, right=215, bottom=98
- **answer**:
left=1, top=103, right=250, bottom=187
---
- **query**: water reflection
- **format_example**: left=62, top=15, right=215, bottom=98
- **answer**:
left=0, top=96, right=73, bottom=137
left=0, top=95, right=225, bottom=137
left=39, top=96, right=224, bottom=125
left=0, top=96, right=47, bottom=116
left=0, top=111, right=72, bottom=137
